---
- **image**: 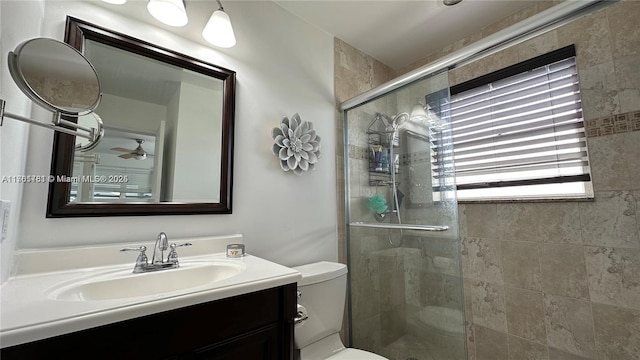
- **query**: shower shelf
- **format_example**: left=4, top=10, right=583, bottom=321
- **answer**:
left=366, top=113, right=400, bottom=186
left=367, top=130, right=399, bottom=187
left=349, top=222, right=449, bottom=232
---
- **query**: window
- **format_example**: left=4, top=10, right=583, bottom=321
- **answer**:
left=431, top=45, right=593, bottom=201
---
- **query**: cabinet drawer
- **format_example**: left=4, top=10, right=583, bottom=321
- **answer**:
left=194, top=324, right=279, bottom=360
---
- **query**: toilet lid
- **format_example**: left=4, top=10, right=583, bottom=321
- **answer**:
left=326, top=348, right=388, bottom=360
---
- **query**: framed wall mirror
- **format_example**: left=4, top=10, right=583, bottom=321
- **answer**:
left=47, top=17, right=236, bottom=217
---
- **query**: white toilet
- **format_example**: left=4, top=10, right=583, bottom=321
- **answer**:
left=293, top=261, right=388, bottom=360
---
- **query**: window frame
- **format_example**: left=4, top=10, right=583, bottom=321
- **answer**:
left=430, top=44, right=594, bottom=203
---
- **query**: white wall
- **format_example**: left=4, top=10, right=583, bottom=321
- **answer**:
left=99, top=93, right=167, bottom=134
left=162, top=87, right=180, bottom=200
left=172, top=82, right=221, bottom=202
left=0, top=0, right=45, bottom=283
left=3, top=0, right=336, bottom=278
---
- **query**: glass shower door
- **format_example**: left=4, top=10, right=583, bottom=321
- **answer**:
left=344, top=70, right=465, bottom=360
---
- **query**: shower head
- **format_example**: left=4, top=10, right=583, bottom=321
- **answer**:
left=392, top=112, right=410, bottom=129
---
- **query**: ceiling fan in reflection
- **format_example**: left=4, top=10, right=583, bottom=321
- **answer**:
left=110, top=139, right=151, bottom=160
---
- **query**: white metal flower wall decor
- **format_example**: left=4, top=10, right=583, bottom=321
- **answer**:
left=271, top=113, right=321, bottom=175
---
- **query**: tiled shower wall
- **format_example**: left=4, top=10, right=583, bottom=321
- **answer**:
left=335, top=1, right=640, bottom=359
left=334, top=37, right=392, bottom=343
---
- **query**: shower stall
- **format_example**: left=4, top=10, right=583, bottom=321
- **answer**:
left=344, top=70, right=465, bottom=360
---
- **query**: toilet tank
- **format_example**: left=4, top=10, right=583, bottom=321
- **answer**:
left=293, top=261, right=348, bottom=349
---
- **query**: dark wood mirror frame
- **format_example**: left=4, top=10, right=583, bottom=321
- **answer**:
left=47, top=17, right=236, bottom=217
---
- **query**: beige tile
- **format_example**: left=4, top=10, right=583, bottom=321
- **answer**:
left=501, top=241, right=542, bottom=291
left=370, top=58, right=391, bottom=88
left=470, top=280, right=507, bottom=332
left=543, top=294, right=596, bottom=359
left=464, top=278, right=474, bottom=323
left=518, top=31, right=558, bottom=63
left=607, top=0, right=640, bottom=59
left=592, top=303, right=640, bottom=360
left=351, top=313, right=383, bottom=352
left=350, top=277, right=381, bottom=322
left=420, top=272, right=463, bottom=310
left=497, top=203, right=582, bottom=244
left=539, top=243, right=590, bottom=300
left=450, top=64, right=472, bottom=88
left=636, top=190, right=640, bottom=237
left=584, top=246, right=640, bottom=310
left=475, top=325, right=509, bottom=360
left=556, top=9, right=612, bottom=69
left=462, top=237, right=504, bottom=284
left=379, top=266, right=406, bottom=312
left=466, top=320, right=477, bottom=360
left=458, top=204, right=468, bottom=239
left=465, top=203, right=498, bottom=239
left=580, top=191, right=639, bottom=248
left=508, top=335, right=549, bottom=360
left=625, top=132, right=640, bottom=192
left=614, top=55, right=640, bottom=113
left=548, top=347, right=593, bottom=360
left=577, top=61, right=620, bottom=121
left=379, top=307, right=406, bottom=346
left=506, top=287, right=547, bottom=344
left=587, top=134, right=633, bottom=191
left=455, top=46, right=520, bottom=85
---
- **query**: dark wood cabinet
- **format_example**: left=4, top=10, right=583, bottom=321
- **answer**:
left=193, top=324, right=279, bottom=359
left=1, top=283, right=297, bottom=360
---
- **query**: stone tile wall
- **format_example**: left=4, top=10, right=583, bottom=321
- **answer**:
left=450, top=1, right=640, bottom=360
left=334, top=37, right=392, bottom=265
left=335, top=1, right=640, bottom=360
left=451, top=2, right=640, bottom=359
left=334, top=37, right=392, bottom=345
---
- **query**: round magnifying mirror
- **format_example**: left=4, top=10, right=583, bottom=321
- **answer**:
left=8, top=38, right=101, bottom=115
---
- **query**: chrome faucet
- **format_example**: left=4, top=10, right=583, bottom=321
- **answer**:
left=152, top=232, right=169, bottom=265
left=121, top=232, right=192, bottom=273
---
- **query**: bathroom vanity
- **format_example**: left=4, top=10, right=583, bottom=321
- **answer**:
left=2, top=284, right=296, bottom=359
left=0, top=235, right=300, bottom=359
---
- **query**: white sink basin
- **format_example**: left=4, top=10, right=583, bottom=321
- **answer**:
left=48, top=260, right=246, bottom=301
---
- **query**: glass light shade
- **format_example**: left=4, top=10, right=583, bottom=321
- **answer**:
left=101, top=0, right=127, bottom=4
left=202, top=9, right=236, bottom=48
left=410, top=104, right=429, bottom=122
left=147, top=0, right=188, bottom=27
left=134, top=153, right=147, bottom=160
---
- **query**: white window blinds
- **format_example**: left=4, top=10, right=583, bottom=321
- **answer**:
left=432, top=45, right=592, bottom=200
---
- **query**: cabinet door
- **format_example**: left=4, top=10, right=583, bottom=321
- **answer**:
left=194, top=325, right=279, bottom=360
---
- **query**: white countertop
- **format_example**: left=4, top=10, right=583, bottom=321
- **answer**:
left=1, top=235, right=301, bottom=348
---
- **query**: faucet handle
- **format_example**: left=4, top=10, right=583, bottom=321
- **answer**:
left=167, top=242, right=192, bottom=265
left=120, top=246, right=149, bottom=273
left=120, top=245, right=147, bottom=252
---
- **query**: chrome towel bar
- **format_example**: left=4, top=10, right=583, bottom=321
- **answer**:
left=349, top=222, right=449, bottom=232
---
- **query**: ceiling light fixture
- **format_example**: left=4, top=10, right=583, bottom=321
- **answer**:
left=443, top=0, right=463, bottom=6
left=101, top=0, right=127, bottom=4
left=147, top=0, right=188, bottom=27
left=202, top=0, right=237, bottom=48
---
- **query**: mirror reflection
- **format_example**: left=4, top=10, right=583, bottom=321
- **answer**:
left=10, top=38, right=101, bottom=114
left=47, top=17, right=236, bottom=217
left=70, top=39, right=223, bottom=203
